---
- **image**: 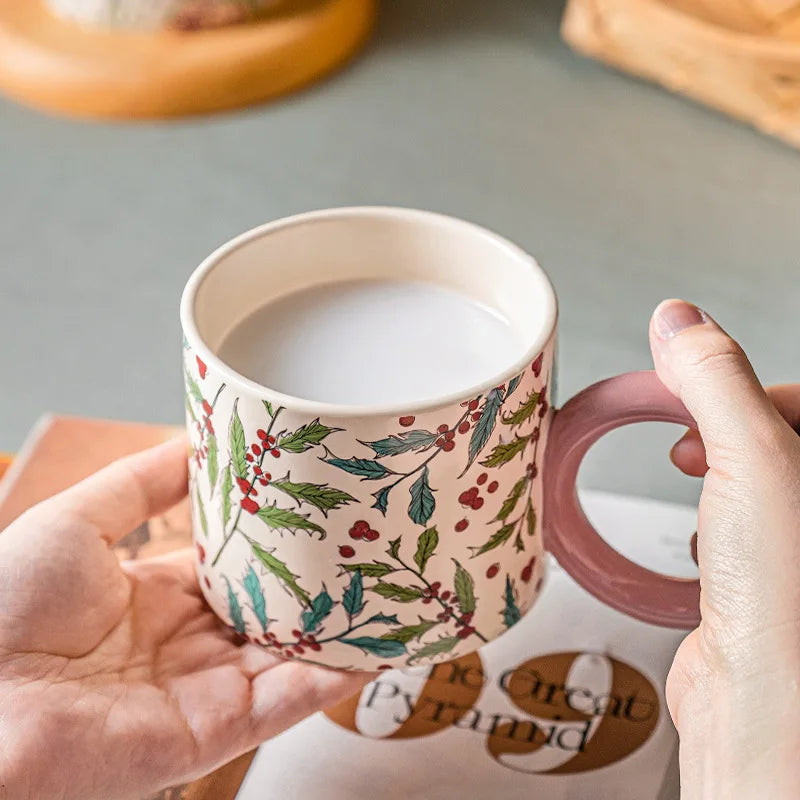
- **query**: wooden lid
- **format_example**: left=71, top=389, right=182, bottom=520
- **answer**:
left=0, top=0, right=376, bottom=119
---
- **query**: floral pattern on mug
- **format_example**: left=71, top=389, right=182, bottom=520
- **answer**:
left=185, top=340, right=552, bottom=669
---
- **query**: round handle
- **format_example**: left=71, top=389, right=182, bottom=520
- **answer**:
left=542, top=370, right=700, bottom=629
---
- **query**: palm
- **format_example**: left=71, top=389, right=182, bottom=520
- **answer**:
left=0, top=439, right=369, bottom=800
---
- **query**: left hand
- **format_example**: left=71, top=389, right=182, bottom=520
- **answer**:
left=0, top=437, right=370, bottom=800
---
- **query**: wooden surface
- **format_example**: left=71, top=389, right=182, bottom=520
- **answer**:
left=0, top=416, right=257, bottom=800
left=562, top=0, right=800, bottom=148
left=0, top=0, right=376, bottom=119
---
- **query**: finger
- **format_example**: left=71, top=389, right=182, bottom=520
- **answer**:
left=764, top=384, right=800, bottom=434
left=670, top=429, right=708, bottom=477
left=41, top=436, right=189, bottom=545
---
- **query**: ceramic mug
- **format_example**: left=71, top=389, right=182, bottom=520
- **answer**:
left=46, top=0, right=275, bottom=30
left=180, top=207, right=700, bottom=671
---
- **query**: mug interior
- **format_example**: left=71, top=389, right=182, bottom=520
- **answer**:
left=182, top=207, right=557, bottom=414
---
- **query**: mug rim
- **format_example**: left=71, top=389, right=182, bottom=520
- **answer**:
left=180, top=206, right=559, bottom=419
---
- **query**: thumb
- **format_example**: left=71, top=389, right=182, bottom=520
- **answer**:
left=649, top=299, right=781, bottom=471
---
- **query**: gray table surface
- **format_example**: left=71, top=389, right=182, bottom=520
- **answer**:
left=1, top=0, right=798, bottom=508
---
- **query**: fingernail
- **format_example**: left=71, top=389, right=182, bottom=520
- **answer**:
left=653, top=300, right=707, bottom=340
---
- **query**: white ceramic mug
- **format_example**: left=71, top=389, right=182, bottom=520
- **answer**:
left=180, top=207, right=700, bottom=671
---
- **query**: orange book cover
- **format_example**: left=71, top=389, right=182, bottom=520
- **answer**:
left=0, top=415, right=256, bottom=800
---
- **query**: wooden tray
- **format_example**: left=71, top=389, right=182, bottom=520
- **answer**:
left=562, top=0, right=800, bottom=148
left=0, top=0, right=376, bottom=119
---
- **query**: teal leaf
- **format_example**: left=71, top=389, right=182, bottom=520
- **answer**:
left=363, top=429, right=438, bottom=458
left=387, top=537, right=401, bottom=560
left=501, top=390, right=540, bottom=426
left=229, top=400, right=248, bottom=479
left=340, top=561, right=397, bottom=578
left=494, top=477, right=528, bottom=522
left=256, top=503, right=326, bottom=539
left=366, top=612, right=400, bottom=625
left=278, top=419, right=340, bottom=453
left=453, top=559, right=476, bottom=614
left=413, top=526, right=439, bottom=574
left=469, top=523, right=515, bottom=557
left=480, top=435, right=531, bottom=468
left=408, top=466, right=435, bottom=526
left=243, top=564, right=268, bottom=633
left=302, top=589, right=334, bottom=633
left=464, top=388, right=504, bottom=473
left=342, top=569, right=364, bottom=618
left=381, top=618, right=438, bottom=644
left=271, top=477, right=357, bottom=516
left=250, top=541, right=310, bottom=607
left=408, top=636, right=460, bottom=663
left=224, top=577, right=246, bottom=635
left=340, top=636, right=407, bottom=658
left=206, top=432, right=219, bottom=493
left=221, top=465, right=233, bottom=527
left=503, top=576, right=522, bottom=629
left=370, top=582, right=425, bottom=602
left=195, top=486, right=208, bottom=538
left=506, top=374, right=522, bottom=398
left=372, top=486, right=391, bottom=515
left=324, top=456, right=393, bottom=481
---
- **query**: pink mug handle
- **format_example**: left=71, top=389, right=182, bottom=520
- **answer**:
left=543, top=370, right=701, bottom=629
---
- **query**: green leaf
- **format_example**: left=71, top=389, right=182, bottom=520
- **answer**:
left=302, top=589, right=334, bottom=633
left=250, top=541, right=310, bottom=607
left=501, top=390, right=540, bottom=426
left=387, top=537, right=401, bottom=560
left=408, top=636, right=460, bottom=663
left=453, top=559, right=476, bottom=614
left=185, top=368, right=203, bottom=405
left=514, top=532, right=525, bottom=552
left=494, top=477, right=527, bottom=522
left=206, top=432, right=219, bottom=493
left=229, top=400, right=248, bottom=479
left=381, top=618, right=438, bottom=644
left=363, top=430, right=438, bottom=458
left=243, top=564, right=268, bottom=633
left=221, top=465, right=233, bottom=527
left=506, top=374, right=522, bottom=398
left=469, top=523, right=515, bottom=557
left=503, top=576, right=522, bottom=629
left=480, top=435, right=530, bottom=468
left=224, top=577, right=246, bottom=635
left=195, top=486, right=208, bottom=538
left=271, top=477, right=357, bottom=516
left=341, top=561, right=397, bottom=578
left=413, top=526, right=439, bottom=574
left=526, top=502, right=537, bottom=537
left=340, top=636, right=407, bottom=658
left=372, top=486, right=391, bottom=515
left=324, top=456, right=393, bottom=481
left=278, top=419, right=340, bottom=453
left=370, top=582, right=425, bottom=602
left=465, top=388, right=504, bottom=472
left=342, top=570, right=364, bottom=618
left=185, top=395, right=198, bottom=424
left=256, top=503, right=326, bottom=539
left=408, top=466, right=435, bottom=526
left=262, top=400, right=274, bottom=417
left=366, top=613, right=400, bottom=625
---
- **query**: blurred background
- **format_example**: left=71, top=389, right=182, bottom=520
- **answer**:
left=1, top=0, right=798, bottom=506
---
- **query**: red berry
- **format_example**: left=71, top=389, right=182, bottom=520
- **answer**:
left=442, top=440, right=455, bottom=452
left=267, top=435, right=276, bottom=445
left=471, top=412, right=482, bottom=421
left=521, top=565, right=533, bottom=583
left=349, top=527, right=364, bottom=540
left=538, top=400, right=549, bottom=418
left=458, top=490, right=473, bottom=505
left=203, top=446, right=208, bottom=456
left=271, top=449, right=280, bottom=458
left=532, top=352, right=544, bottom=377
left=252, top=443, right=262, bottom=455
left=253, top=466, right=262, bottom=475
left=339, top=545, right=355, bottom=558
left=257, top=428, right=268, bottom=440
left=241, top=497, right=259, bottom=514
left=437, top=423, right=449, bottom=434
left=259, top=477, right=268, bottom=486
left=461, top=612, right=474, bottom=623
left=195, top=421, right=201, bottom=430
left=291, top=629, right=302, bottom=638
left=531, top=427, right=540, bottom=442
left=527, top=556, right=537, bottom=569
left=293, top=645, right=305, bottom=655
left=472, top=496, right=484, bottom=510
left=354, top=520, right=370, bottom=534
left=457, top=626, right=475, bottom=640
left=435, top=437, right=445, bottom=447
left=196, top=543, right=206, bottom=563
left=444, top=430, right=455, bottom=441
left=377, top=664, right=393, bottom=670
left=204, top=576, right=211, bottom=589
left=309, top=642, right=322, bottom=652
left=196, top=356, right=207, bottom=379
left=455, top=518, right=469, bottom=532
left=284, top=650, right=295, bottom=658
left=487, top=481, right=499, bottom=494
left=202, top=399, right=213, bottom=416
left=365, top=529, right=380, bottom=542
left=236, top=477, right=250, bottom=493
left=399, top=415, right=415, bottom=427
left=476, top=472, right=488, bottom=486
left=422, top=597, right=432, bottom=604
left=468, top=399, right=479, bottom=411
left=205, top=418, right=215, bottom=435
left=486, top=563, right=499, bottom=579
left=458, top=421, right=470, bottom=434
left=430, top=581, right=441, bottom=591
left=535, top=577, right=543, bottom=593
left=250, top=488, right=258, bottom=497
left=263, top=472, right=272, bottom=481
left=530, top=465, right=538, bottom=479
left=246, top=453, right=254, bottom=462
left=441, top=590, right=451, bottom=601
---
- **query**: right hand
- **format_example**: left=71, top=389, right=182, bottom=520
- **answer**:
left=649, top=299, right=800, bottom=800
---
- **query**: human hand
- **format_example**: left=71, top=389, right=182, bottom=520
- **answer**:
left=650, top=300, right=800, bottom=799
left=0, top=438, right=371, bottom=800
